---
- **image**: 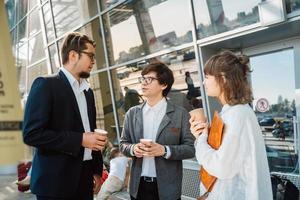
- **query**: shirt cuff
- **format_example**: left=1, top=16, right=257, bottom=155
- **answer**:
left=195, top=132, right=208, bottom=148
left=130, top=144, right=135, bottom=156
left=164, top=145, right=171, bottom=159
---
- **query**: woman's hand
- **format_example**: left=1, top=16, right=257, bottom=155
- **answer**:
left=189, top=117, right=209, bottom=139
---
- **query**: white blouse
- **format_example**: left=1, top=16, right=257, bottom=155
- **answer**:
left=195, top=104, right=273, bottom=200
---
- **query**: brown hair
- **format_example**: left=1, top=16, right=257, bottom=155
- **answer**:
left=141, top=62, right=174, bottom=97
left=204, top=51, right=253, bottom=105
left=60, top=32, right=95, bottom=65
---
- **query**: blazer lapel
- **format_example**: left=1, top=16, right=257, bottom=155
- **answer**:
left=58, top=71, right=83, bottom=125
left=134, top=103, right=145, bottom=142
left=84, top=90, right=94, bottom=130
left=155, top=102, right=175, bottom=141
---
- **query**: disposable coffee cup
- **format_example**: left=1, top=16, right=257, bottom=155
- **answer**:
left=140, top=139, right=152, bottom=156
left=189, top=108, right=206, bottom=122
left=140, top=138, right=152, bottom=143
left=94, top=129, right=108, bottom=135
left=140, top=138, right=152, bottom=146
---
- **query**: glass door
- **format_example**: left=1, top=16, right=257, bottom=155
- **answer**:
left=249, top=49, right=299, bottom=174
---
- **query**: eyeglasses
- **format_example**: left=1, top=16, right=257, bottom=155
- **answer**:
left=138, top=76, right=158, bottom=85
left=79, top=51, right=95, bottom=62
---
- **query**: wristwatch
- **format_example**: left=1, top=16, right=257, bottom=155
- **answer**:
left=163, top=146, right=167, bottom=158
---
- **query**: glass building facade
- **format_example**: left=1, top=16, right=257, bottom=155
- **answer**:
left=5, top=0, right=300, bottom=197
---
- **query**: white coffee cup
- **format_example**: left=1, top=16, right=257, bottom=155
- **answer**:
left=140, top=138, right=152, bottom=147
left=189, top=108, right=206, bottom=122
left=140, top=138, right=152, bottom=143
left=140, top=139, right=152, bottom=156
left=94, top=129, right=108, bottom=135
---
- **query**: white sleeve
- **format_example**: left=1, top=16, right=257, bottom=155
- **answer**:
left=164, top=145, right=171, bottom=159
left=195, top=112, right=246, bottom=179
left=130, top=144, right=135, bottom=156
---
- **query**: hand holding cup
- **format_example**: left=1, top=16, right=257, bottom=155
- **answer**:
left=189, top=108, right=208, bottom=139
left=139, top=138, right=153, bottom=156
left=94, top=129, right=108, bottom=150
left=189, top=108, right=206, bottom=122
left=81, top=129, right=108, bottom=151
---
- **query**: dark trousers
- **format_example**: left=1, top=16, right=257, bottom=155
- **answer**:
left=36, top=160, right=93, bottom=200
left=130, top=177, right=181, bottom=200
left=130, top=177, right=159, bottom=200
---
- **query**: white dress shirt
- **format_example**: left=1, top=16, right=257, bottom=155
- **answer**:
left=141, top=98, right=167, bottom=177
left=60, top=67, right=92, bottom=161
left=195, top=104, right=273, bottom=200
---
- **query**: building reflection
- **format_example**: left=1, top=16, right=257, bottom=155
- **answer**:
left=103, top=0, right=193, bottom=64
left=111, top=47, right=202, bottom=129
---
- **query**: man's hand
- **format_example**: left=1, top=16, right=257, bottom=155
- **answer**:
left=93, top=174, right=101, bottom=194
left=133, top=143, right=145, bottom=158
left=82, top=132, right=107, bottom=151
left=141, top=142, right=165, bottom=157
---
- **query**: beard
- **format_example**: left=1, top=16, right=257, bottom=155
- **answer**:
left=79, top=71, right=90, bottom=79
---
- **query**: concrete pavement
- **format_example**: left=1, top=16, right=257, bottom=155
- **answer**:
left=0, top=174, right=35, bottom=200
left=0, top=174, right=130, bottom=200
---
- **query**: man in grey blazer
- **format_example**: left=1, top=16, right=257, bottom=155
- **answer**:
left=120, top=62, right=195, bottom=200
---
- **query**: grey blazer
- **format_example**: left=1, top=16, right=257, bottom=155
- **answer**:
left=120, top=100, right=195, bottom=200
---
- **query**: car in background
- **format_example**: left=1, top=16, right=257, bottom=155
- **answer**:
left=259, top=117, right=276, bottom=126
left=259, top=117, right=276, bottom=131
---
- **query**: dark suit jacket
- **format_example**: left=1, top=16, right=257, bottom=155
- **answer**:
left=23, top=71, right=103, bottom=198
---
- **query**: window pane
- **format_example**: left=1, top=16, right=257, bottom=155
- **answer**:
left=52, top=0, right=98, bottom=37
left=193, top=0, right=260, bottom=39
left=28, top=33, right=45, bottom=64
left=10, top=29, right=17, bottom=57
left=49, top=44, right=60, bottom=73
left=18, top=18, right=28, bottom=46
left=18, top=43, right=29, bottom=67
left=29, top=8, right=41, bottom=36
left=89, top=72, right=117, bottom=147
left=77, top=19, right=106, bottom=70
left=27, top=61, right=48, bottom=92
left=103, top=0, right=193, bottom=65
left=29, top=0, right=38, bottom=10
left=286, top=0, right=300, bottom=13
left=17, top=43, right=28, bottom=95
left=17, top=66, right=26, bottom=95
left=5, top=0, right=17, bottom=29
left=100, top=0, right=121, bottom=10
left=42, top=3, right=55, bottom=43
left=57, top=38, right=64, bottom=61
left=17, top=0, right=28, bottom=21
left=111, top=47, right=202, bottom=131
left=250, top=49, right=298, bottom=174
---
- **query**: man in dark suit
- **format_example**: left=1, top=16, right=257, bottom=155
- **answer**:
left=23, top=32, right=107, bottom=200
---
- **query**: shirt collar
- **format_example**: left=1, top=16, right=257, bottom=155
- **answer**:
left=60, top=67, right=90, bottom=92
left=220, top=104, right=233, bottom=116
left=144, top=97, right=167, bottom=113
left=79, top=79, right=90, bottom=92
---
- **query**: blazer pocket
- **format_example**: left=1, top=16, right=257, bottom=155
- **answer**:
left=165, top=127, right=180, bottom=144
left=170, top=127, right=180, bottom=135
